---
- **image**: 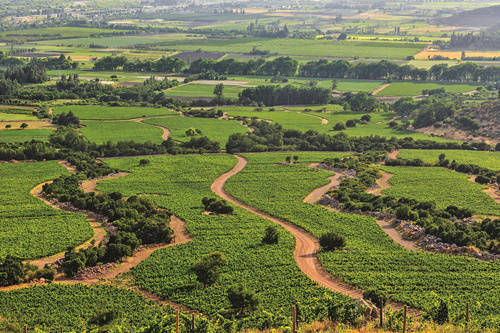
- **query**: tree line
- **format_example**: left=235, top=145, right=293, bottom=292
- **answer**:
left=93, top=55, right=185, bottom=73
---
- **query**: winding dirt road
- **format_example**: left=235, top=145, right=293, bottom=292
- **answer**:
left=387, top=149, right=400, bottom=160
left=211, top=155, right=417, bottom=312
left=302, top=113, right=329, bottom=125
left=367, top=170, right=393, bottom=196
left=372, top=83, right=390, bottom=96
left=134, top=118, right=170, bottom=140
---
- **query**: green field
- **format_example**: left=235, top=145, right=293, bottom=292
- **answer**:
left=144, top=116, right=248, bottom=145
left=80, top=121, right=164, bottom=144
left=0, top=113, right=37, bottom=121
left=397, top=149, right=500, bottom=171
left=0, top=284, right=167, bottom=331
left=0, top=129, right=54, bottom=143
left=164, top=83, right=244, bottom=98
left=53, top=105, right=178, bottom=120
left=225, top=109, right=456, bottom=142
left=0, top=161, right=93, bottom=259
left=380, top=166, right=500, bottom=216
left=98, top=154, right=350, bottom=317
left=224, top=153, right=500, bottom=324
left=377, top=82, right=480, bottom=96
left=157, top=38, right=425, bottom=60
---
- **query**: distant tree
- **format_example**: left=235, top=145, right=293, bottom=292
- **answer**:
left=286, top=156, right=291, bottom=163
left=0, top=256, right=25, bottom=286
left=293, top=155, right=299, bottom=163
left=227, top=284, right=259, bottom=315
left=5, top=124, right=11, bottom=129
left=214, top=83, right=224, bottom=103
left=192, top=252, right=227, bottom=286
left=332, top=80, right=338, bottom=91
left=262, top=226, right=279, bottom=244
left=433, top=300, right=449, bottom=324
left=139, top=159, right=150, bottom=166
left=333, top=122, right=346, bottom=131
left=20, top=123, right=28, bottom=129
left=319, top=232, right=346, bottom=251
left=345, top=119, right=357, bottom=127
left=337, top=33, right=347, bottom=40
left=363, top=289, right=388, bottom=309
left=360, top=114, right=371, bottom=122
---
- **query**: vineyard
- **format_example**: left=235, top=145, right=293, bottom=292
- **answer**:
left=0, top=161, right=92, bottom=259
left=379, top=166, right=500, bottom=215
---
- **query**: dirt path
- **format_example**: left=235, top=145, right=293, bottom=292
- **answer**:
left=387, top=149, right=400, bottom=160
left=303, top=164, right=342, bottom=204
left=469, top=175, right=500, bottom=204
left=80, top=172, right=130, bottom=193
left=372, top=83, right=390, bottom=96
left=367, top=170, right=393, bottom=196
left=305, top=165, right=418, bottom=252
left=302, top=113, right=329, bottom=125
left=48, top=108, right=53, bottom=116
left=211, top=155, right=416, bottom=313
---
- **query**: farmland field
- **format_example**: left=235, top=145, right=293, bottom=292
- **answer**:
left=397, top=149, right=500, bottom=171
left=380, top=166, right=500, bottom=215
left=0, top=112, right=37, bottom=121
left=164, top=83, right=245, bottom=98
left=0, top=284, right=167, bottom=331
left=97, top=154, right=350, bottom=317
left=0, top=161, right=92, bottom=259
left=53, top=105, right=178, bottom=120
left=224, top=153, right=500, bottom=324
left=80, top=120, right=164, bottom=144
left=377, top=81, right=480, bottom=96
left=144, top=116, right=248, bottom=145
left=0, top=129, right=54, bottom=143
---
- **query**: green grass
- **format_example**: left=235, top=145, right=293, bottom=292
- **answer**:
left=0, top=284, right=166, bottom=331
left=377, top=82, right=480, bottom=96
left=97, top=154, right=349, bottom=317
left=380, top=166, right=500, bottom=216
left=397, top=150, right=500, bottom=171
left=0, top=113, right=37, bottom=121
left=143, top=116, right=248, bottom=145
left=158, top=38, right=425, bottom=60
left=0, top=161, right=93, bottom=259
left=53, top=105, right=178, bottom=120
left=0, top=27, right=133, bottom=42
left=164, top=84, right=244, bottom=98
left=224, top=153, right=500, bottom=326
left=225, top=109, right=456, bottom=142
left=80, top=121, right=164, bottom=144
left=0, top=129, right=54, bottom=143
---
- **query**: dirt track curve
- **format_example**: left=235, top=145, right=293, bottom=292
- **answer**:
left=211, top=155, right=418, bottom=312
left=367, top=170, right=393, bottom=196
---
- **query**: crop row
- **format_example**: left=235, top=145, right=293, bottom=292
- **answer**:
left=224, top=153, right=500, bottom=327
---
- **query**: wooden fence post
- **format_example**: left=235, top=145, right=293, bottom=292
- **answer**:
left=192, top=313, right=195, bottom=331
left=292, top=305, right=297, bottom=333
left=403, top=305, right=407, bottom=333
left=24, top=324, right=27, bottom=333
left=60, top=325, right=63, bottom=333
left=176, top=308, right=180, bottom=333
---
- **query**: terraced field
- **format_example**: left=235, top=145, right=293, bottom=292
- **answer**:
left=380, top=166, right=500, bottom=216
left=224, top=153, right=500, bottom=325
left=397, top=149, right=500, bottom=171
left=97, top=154, right=350, bottom=317
left=0, top=161, right=92, bottom=259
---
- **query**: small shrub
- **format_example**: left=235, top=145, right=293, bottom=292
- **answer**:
left=192, top=252, right=227, bottom=286
left=345, top=119, right=356, bottom=127
left=227, top=284, right=259, bottom=315
left=360, top=114, right=371, bottom=122
left=139, top=159, right=150, bottom=166
left=262, top=226, right=279, bottom=244
left=333, top=122, right=346, bottom=131
left=319, top=232, right=346, bottom=251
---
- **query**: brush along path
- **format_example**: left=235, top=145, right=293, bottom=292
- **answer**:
left=366, top=170, right=393, bottom=196
left=26, top=161, right=190, bottom=281
left=305, top=164, right=418, bottom=252
left=211, top=155, right=417, bottom=313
